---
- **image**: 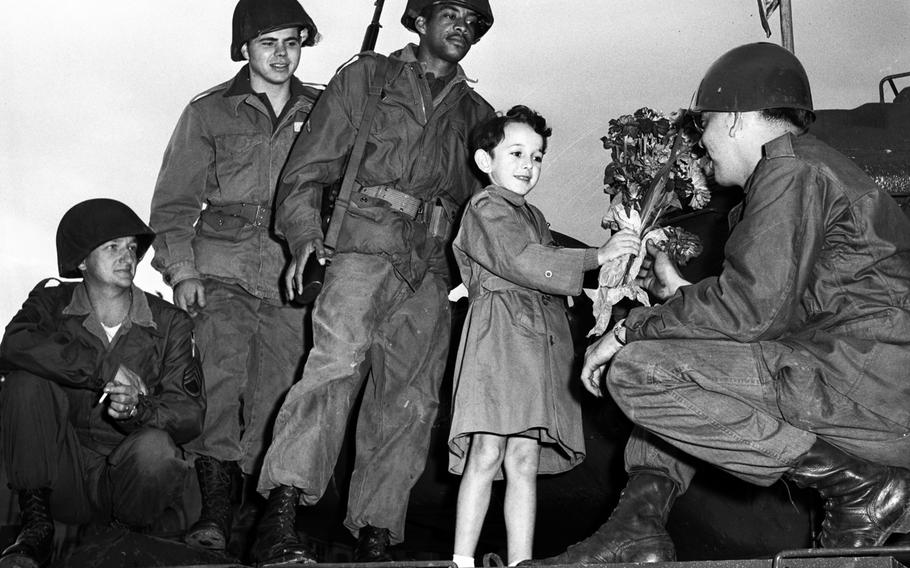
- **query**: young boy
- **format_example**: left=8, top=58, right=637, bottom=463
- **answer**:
left=448, top=106, right=640, bottom=566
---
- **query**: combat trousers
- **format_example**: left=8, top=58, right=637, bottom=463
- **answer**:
left=0, top=371, right=189, bottom=527
left=259, top=253, right=451, bottom=545
left=610, top=339, right=910, bottom=493
left=185, top=279, right=306, bottom=475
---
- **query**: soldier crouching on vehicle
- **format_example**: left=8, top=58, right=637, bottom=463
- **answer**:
left=527, top=42, right=910, bottom=565
left=0, top=199, right=205, bottom=568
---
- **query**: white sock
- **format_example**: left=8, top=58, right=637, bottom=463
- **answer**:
left=453, top=554, right=475, bottom=568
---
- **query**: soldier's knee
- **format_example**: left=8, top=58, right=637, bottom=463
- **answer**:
left=126, top=428, right=183, bottom=473
left=606, top=341, right=667, bottom=404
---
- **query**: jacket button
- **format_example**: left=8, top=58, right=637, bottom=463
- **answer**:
left=544, top=270, right=553, bottom=278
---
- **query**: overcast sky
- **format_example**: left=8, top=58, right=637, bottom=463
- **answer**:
left=3, top=0, right=909, bottom=324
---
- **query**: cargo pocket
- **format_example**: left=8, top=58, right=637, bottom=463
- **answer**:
left=335, top=193, right=412, bottom=256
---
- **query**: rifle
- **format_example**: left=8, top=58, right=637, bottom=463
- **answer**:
left=295, top=0, right=387, bottom=304
left=361, top=0, right=386, bottom=53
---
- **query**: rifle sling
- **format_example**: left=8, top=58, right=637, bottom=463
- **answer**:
left=323, top=57, right=389, bottom=251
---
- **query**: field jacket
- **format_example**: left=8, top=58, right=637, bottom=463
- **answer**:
left=151, top=66, right=321, bottom=301
left=276, top=44, right=494, bottom=287
left=0, top=281, right=205, bottom=452
left=626, top=133, right=910, bottom=428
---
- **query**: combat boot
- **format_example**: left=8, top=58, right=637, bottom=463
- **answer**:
left=185, top=455, right=234, bottom=550
left=251, top=485, right=317, bottom=566
left=524, top=472, right=678, bottom=564
left=786, top=438, right=910, bottom=547
left=0, top=488, right=55, bottom=568
left=354, top=525, right=393, bottom=562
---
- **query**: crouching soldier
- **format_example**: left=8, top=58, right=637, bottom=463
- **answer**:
left=0, top=199, right=205, bottom=568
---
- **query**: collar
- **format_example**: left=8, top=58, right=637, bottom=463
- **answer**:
left=223, top=65, right=310, bottom=110
left=489, top=184, right=526, bottom=206
left=762, top=131, right=798, bottom=159
left=64, top=282, right=157, bottom=332
left=393, top=43, right=475, bottom=86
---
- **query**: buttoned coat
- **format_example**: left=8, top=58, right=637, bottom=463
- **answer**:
left=448, top=186, right=595, bottom=476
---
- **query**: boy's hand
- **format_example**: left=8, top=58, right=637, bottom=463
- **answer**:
left=596, top=229, right=641, bottom=265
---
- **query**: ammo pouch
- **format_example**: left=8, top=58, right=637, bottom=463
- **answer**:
left=199, top=203, right=271, bottom=241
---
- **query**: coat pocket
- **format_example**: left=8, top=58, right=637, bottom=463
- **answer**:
left=213, top=133, right=265, bottom=198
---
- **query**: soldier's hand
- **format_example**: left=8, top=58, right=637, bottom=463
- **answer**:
left=634, top=240, right=691, bottom=301
left=285, top=237, right=327, bottom=301
left=174, top=278, right=207, bottom=317
left=580, top=332, right=622, bottom=397
left=102, top=364, right=147, bottom=421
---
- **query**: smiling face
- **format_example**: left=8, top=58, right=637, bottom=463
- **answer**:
left=475, top=122, right=545, bottom=197
left=79, top=236, right=138, bottom=291
left=415, top=4, right=479, bottom=66
left=241, top=26, right=303, bottom=90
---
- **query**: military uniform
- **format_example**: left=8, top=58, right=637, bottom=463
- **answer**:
left=150, top=67, right=319, bottom=473
left=0, top=281, right=204, bottom=527
left=259, top=45, right=494, bottom=544
left=613, top=132, right=910, bottom=491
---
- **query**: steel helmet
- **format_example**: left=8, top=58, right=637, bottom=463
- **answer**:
left=693, top=42, right=813, bottom=112
left=56, top=199, right=156, bottom=278
left=231, top=0, right=319, bottom=62
left=401, top=0, right=493, bottom=43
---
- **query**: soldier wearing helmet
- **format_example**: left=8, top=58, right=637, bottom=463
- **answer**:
left=252, top=1, right=494, bottom=565
left=149, top=0, right=320, bottom=554
left=0, top=199, right=205, bottom=568
left=530, top=42, right=910, bottom=564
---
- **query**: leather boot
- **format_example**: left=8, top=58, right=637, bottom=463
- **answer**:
left=524, top=473, right=678, bottom=564
left=185, top=456, right=234, bottom=550
left=786, top=438, right=910, bottom=547
left=0, top=488, right=55, bottom=568
left=251, top=485, right=316, bottom=566
left=354, top=525, right=393, bottom=562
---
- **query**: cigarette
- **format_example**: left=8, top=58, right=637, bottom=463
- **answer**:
left=97, top=392, right=109, bottom=405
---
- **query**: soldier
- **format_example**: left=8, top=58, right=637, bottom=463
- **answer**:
left=149, top=0, right=320, bottom=552
left=0, top=199, right=205, bottom=568
left=252, top=1, right=495, bottom=564
left=531, top=42, right=910, bottom=564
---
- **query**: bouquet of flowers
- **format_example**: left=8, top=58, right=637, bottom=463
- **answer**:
left=589, top=107, right=712, bottom=336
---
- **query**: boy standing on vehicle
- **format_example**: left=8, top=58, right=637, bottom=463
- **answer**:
left=149, top=0, right=320, bottom=552
left=253, top=1, right=495, bottom=564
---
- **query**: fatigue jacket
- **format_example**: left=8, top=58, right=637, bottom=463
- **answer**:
left=151, top=66, right=321, bottom=301
left=276, top=45, right=494, bottom=286
left=0, top=281, right=205, bottom=452
left=626, top=133, right=910, bottom=428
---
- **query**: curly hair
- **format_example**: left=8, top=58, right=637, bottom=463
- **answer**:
left=471, top=105, right=552, bottom=155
